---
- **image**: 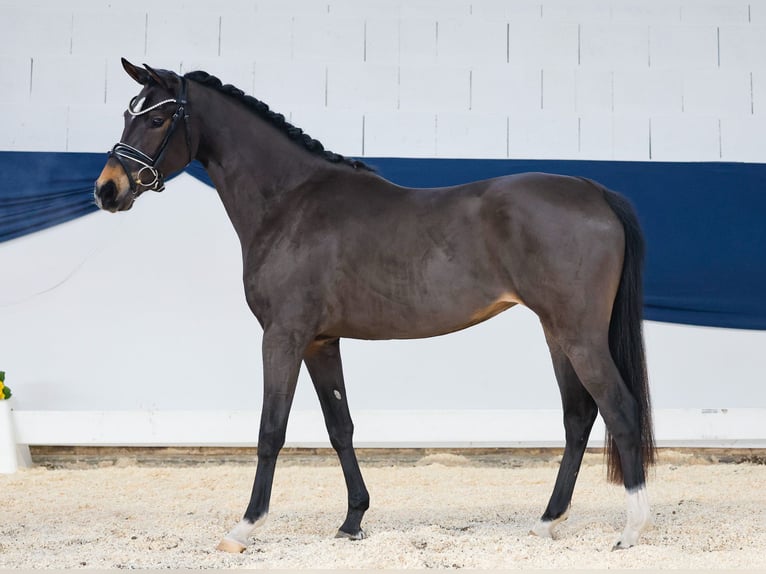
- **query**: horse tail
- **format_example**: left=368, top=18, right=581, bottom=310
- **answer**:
left=592, top=181, right=656, bottom=484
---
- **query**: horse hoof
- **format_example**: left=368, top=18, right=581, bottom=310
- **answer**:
left=216, top=538, right=247, bottom=553
left=335, top=528, right=366, bottom=541
left=611, top=539, right=635, bottom=552
left=529, top=526, right=554, bottom=539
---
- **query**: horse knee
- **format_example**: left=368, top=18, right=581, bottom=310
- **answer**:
left=257, top=429, right=286, bottom=459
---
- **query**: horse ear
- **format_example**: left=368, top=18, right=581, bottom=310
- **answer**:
left=142, top=63, right=177, bottom=91
left=121, top=58, right=150, bottom=85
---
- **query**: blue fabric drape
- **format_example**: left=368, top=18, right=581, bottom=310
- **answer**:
left=0, top=152, right=103, bottom=242
left=2, top=151, right=764, bottom=330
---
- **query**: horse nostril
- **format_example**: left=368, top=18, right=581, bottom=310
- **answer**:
left=95, top=179, right=118, bottom=209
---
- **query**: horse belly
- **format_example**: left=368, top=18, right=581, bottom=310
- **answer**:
left=328, top=272, right=521, bottom=341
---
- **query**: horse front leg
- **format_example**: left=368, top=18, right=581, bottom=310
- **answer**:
left=217, top=328, right=308, bottom=553
left=304, top=338, right=370, bottom=540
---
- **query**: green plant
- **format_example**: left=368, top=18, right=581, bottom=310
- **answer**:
left=0, top=371, right=11, bottom=400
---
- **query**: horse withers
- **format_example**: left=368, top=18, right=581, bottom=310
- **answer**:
left=94, top=59, right=655, bottom=552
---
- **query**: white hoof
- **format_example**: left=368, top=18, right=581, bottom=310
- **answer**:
left=530, top=509, right=569, bottom=539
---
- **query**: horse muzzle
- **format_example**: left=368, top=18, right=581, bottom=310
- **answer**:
left=94, top=163, right=135, bottom=212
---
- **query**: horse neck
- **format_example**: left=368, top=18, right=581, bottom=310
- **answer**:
left=190, top=83, right=327, bottom=247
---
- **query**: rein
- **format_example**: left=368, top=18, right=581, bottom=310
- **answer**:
left=109, top=77, right=192, bottom=196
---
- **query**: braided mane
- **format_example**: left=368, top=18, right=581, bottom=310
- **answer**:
left=183, top=70, right=372, bottom=171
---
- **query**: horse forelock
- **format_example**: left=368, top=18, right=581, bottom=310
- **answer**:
left=182, top=70, right=374, bottom=172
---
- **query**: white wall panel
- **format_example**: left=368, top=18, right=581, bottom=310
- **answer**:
left=30, top=56, right=106, bottom=106
left=683, top=69, right=753, bottom=117
left=0, top=104, right=68, bottom=152
left=291, top=16, right=366, bottom=63
left=399, top=18, right=438, bottom=65
left=364, top=18, right=400, bottom=65
left=219, top=11, right=290, bottom=61
left=542, top=68, right=576, bottom=113
left=327, top=63, right=398, bottom=112
left=611, top=114, right=651, bottom=160
left=720, top=116, right=766, bottom=162
left=719, top=26, right=766, bottom=70
left=67, top=104, right=125, bottom=153
left=437, top=19, right=506, bottom=66
left=649, top=25, right=718, bottom=69
left=253, top=60, right=326, bottom=111
left=436, top=112, right=507, bottom=159
left=255, top=0, right=329, bottom=17
left=578, top=114, right=612, bottom=159
left=580, top=23, right=649, bottom=69
left=0, top=57, right=31, bottom=104
left=470, top=0, right=541, bottom=21
left=680, top=1, right=750, bottom=25
left=363, top=111, right=436, bottom=157
left=750, top=1, right=766, bottom=24
left=611, top=2, right=681, bottom=24
left=574, top=69, right=613, bottom=113
left=577, top=114, right=652, bottom=161
left=507, top=22, right=578, bottom=68
left=327, top=0, right=401, bottom=18
left=613, top=69, right=682, bottom=114
left=0, top=8, right=72, bottom=57
left=753, top=70, right=765, bottom=115
left=507, top=113, right=579, bottom=159
left=400, top=0, right=469, bottom=19
left=145, top=10, right=220, bottom=61
left=650, top=115, right=720, bottom=161
left=71, top=10, right=146, bottom=59
left=470, top=66, right=540, bottom=114
left=543, top=0, right=612, bottom=22
left=399, top=65, right=470, bottom=112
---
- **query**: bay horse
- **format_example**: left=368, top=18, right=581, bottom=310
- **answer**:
left=94, top=59, right=655, bottom=552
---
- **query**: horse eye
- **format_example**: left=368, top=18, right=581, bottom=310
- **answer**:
left=150, top=117, right=165, bottom=128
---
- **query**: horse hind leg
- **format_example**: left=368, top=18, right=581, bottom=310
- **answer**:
left=531, top=335, right=598, bottom=539
left=304, top=338, right=370, bottom=540
left=558, top=336, right=652, bottom=550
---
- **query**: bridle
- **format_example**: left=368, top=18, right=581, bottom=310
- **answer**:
left=108, top=76, right=192, bottom=196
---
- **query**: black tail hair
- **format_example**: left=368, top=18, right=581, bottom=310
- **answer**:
left=599, top=185, right=656, bottom=484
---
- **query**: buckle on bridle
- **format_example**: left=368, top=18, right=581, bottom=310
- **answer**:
left=108, top=142, right=166, bottom=195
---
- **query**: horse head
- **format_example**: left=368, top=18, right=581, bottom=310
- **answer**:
left=94, top=58, right=193, bottom=212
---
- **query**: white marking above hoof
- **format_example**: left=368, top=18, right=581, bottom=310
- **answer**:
left=614, top=486, right=651, bottom=550
left=217, top=515, right=268, bottom=553
left=530, top=509, right=569, bottom=539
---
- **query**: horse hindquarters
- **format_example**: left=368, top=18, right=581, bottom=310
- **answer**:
left=527, top=182, right=655, bottom=548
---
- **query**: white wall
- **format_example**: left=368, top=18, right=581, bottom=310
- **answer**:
left=1, top=0, right=764, bottom=447
left=2, top=0, right=765, bottom=159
